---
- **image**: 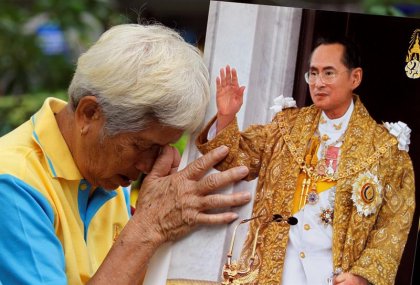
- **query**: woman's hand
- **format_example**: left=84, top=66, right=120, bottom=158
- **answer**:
left=216, top=65, right=246, bottom=134
left=135, top=144, right=251, bottom=243
left=91, top=145, right=250, bottom=285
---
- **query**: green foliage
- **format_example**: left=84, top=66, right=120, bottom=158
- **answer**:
left=368, top=5, right=405, bottom=16
left=0, top=91, right=67, bottom=136
left=0, top=0, right=126, bottom=95
left=173, top=134, right=189, bottom=155
left=363, top=0, right=419, bottom=17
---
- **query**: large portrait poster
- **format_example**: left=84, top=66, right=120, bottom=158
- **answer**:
left=144, top=1, right=420, bottom=284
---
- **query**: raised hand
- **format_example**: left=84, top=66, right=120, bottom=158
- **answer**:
left=216, top=65, right=246, bottom=133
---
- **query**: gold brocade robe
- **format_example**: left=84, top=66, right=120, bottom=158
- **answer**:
left=196, top=96, right=415, bottom=285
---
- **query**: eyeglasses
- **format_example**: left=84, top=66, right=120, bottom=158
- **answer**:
left=304, top=69, right=349, bottom=85
left=221, top=213, right=298, bottom=284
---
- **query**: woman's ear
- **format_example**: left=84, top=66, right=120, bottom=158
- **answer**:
left=75, top=96, right=103, bottom=133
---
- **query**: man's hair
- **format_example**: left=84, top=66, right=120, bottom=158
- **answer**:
left=312, top=36, right=362, bottom=69
left=68, top=24, right=210, bottom=135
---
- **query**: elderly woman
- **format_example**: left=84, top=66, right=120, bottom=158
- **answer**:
left=0, top=24, right=251, bottom=285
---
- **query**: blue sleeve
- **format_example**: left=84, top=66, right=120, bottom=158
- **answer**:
left=0, top=174, right=67, bottom=285
left=122, top=186, right=132, bottom=218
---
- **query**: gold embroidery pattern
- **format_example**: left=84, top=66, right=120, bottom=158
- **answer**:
left=277, top=112, right=398, bottom=182
left=196, top=96, right=415, bottom=285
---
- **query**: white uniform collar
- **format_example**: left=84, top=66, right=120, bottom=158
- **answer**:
left=318, top=100, right=354, bottom=145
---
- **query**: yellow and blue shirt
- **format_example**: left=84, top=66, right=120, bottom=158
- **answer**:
left=0, top=98, right=131, bottom=284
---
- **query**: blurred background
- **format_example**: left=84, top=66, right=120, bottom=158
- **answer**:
left=0, top=0, right=419, bottom=281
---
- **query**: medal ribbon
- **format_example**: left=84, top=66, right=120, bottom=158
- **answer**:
left=292, top=137, right=337, bottom=215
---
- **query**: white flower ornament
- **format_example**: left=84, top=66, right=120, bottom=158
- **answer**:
left=269, top=95, right=297, bottom=113
left=383, top=121, right=411, bottom=152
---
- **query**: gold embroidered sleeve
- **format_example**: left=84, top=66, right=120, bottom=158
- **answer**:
left=349, top=150, right=415, bottom=285
left=195, top=116, right=268, bottom=181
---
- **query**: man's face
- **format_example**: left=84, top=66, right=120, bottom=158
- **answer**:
left=81, top=121, right=183, bottom=190
left=308, top=43, right=361, bottom=118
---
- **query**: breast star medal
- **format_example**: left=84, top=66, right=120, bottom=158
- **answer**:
left=319, top=207, right=334, bottom=226
left=351, top=171, right=383, bottom=216
left=307, top=183, right=319, bottom=205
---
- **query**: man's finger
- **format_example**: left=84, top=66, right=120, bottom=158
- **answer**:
left=232, top=68, right=239, bottom=86
left=216, top=77, right=221, bottom=93
left=226, top=65, right=232, bottom=84
left=182, top=145, right=230, bottom=180
left=148, top=145, right=177, bottom=179
left=239, top=86, right=246, bottom=97
left=197, top=165, right=249, bottom=194
left=220, top=68, right=226, bottom=86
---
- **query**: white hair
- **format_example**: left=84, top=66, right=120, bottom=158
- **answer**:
left=68, top=24, right=209, bottom=135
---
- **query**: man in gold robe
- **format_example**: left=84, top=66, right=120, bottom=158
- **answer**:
left=196, top=38, right=415, bottom=285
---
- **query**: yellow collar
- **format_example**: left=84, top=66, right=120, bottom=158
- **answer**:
left=31, top=97, right=83, bottom=180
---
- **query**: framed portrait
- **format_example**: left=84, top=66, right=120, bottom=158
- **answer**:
left=144, top=1, right=420, bottom=284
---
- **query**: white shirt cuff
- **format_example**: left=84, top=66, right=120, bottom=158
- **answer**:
left=207, top=121, right=218, bottom=141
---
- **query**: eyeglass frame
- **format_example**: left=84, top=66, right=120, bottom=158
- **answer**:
left=304, top=68, right=351, bottom=85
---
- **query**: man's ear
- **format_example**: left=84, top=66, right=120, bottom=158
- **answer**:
left=351, top=67, right=363, bottom=90
left=75, top=96, right=103, bottom=133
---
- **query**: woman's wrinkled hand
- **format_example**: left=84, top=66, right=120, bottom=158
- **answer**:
left=134, top=145, right=251, bottom=244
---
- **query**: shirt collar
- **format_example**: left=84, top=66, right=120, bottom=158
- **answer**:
left=321, top=99, right=354, bottom=124
left=319, top=100, right=354, bottom=132
left=31, top=97, right=83, bottom=180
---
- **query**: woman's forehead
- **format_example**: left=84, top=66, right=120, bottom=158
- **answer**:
left=129, top=125, right=183, bottom=145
